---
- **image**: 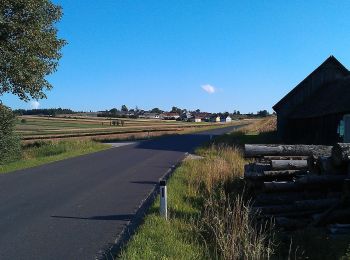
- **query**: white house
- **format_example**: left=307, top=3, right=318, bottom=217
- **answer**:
left=215, top=116, right=221, bottom=122
left=194, top=117, right=202, bottom=123
left=225, top=116, right=232, bottom=123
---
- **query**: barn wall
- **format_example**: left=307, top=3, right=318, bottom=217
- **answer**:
left=285, top=114, right=343, bottom=145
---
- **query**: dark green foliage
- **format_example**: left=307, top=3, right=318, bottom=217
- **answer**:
left=0, top=105, right=21, bottom=164
left=14, top=108, right=74, bottom=116
left=0, top=0, right=66, bottom=101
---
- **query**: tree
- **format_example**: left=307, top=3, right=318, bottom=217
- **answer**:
left=151, top=107, right=162, bottom=114
left=0, top=0, right=66, bottom=101
left=121, top=105, right=128, bottom=112
left=0, top=105, right=20, bottom=164
left=171, top=106, right=182, bottom=115
left=257, top=110, right=269, bottom=117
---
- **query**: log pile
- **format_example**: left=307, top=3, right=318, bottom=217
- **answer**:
left=244, top=143, right=350, bottom=231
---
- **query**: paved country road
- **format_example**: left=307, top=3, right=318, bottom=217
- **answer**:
left=0, top=125, right=243, bottom=260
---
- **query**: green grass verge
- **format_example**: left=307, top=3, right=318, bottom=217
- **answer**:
left=0, top=140, right=110, bottom=174
left=120, top=163, right=208, bottom=259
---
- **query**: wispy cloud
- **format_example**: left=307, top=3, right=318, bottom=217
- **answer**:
left=30, top=100, right=40, bottom=109
left=201, top=84, right=216, bottom=94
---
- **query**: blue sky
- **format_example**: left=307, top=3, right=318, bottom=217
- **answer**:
left=3, top=0, right=350, bottom=113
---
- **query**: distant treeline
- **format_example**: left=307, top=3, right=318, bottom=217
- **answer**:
left=14, top=108, right=76, bottom=116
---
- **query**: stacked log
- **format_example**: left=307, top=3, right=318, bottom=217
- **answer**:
left=244, top=143, right=350, bottom=231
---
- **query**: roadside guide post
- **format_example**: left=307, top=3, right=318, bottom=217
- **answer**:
left=160, top=180, right=168, bottom=220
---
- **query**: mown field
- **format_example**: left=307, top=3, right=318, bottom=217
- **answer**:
left=16, top=115, right=246, bottom=142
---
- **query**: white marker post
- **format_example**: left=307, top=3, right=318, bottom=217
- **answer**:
left=159, top=180, right=167, bottom=220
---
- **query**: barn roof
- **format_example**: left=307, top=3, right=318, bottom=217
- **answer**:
left=273, top=56, right=349, bottom=111
left=290, top=76, right=350, bottom=119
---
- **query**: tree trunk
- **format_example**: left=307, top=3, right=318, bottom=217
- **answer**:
left=254, top=191, right=341, bottom=206
left=263, top=181, right=301, bottom=192
left=244, top=144, right=332, bottom=158
left=270, top=160, right=308, bottom=170
left=332, top=143, right=350, bottom=166
left=312, top=208, right=350, bottom=224
left=296, top=175, right=347, bottom=185
left=255, top=198, right=338, bottom=215
left=245, top=170, right=306, bottom=181
left=317, top=156, right=347, bottom=175
left=275, top=217, right=309, bottom=230
left=262, top=156, right=309, bottom=160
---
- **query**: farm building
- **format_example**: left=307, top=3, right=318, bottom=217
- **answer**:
left=273, top=56, right=350, bottom=145
left=194, top=117, right=202, bottom=123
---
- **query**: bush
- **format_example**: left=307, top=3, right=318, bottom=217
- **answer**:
left=21, top=118, right=27, bottom=124
left=0, top=105, right=21, bottom=164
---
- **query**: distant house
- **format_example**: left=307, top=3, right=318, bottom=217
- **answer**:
left=273, top=56, right=350, bottom=144
left=181, top=112, right=193, bottom=121
left=194, top=117, right=202, bottom=123
left=140, top=113, right=160, bottom=119
left=225, top=116, right=232, bottom=123
left=161, top=112, right=180, bottom=120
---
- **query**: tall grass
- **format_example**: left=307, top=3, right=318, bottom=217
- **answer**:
left=122, top=118, right=277, bottom=259
left=202, top=194, right=275, bottom=260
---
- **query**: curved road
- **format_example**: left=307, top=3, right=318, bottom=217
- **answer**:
left=0, top=125, right=242, bottom=260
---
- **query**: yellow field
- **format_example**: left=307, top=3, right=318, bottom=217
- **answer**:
left=16, top=115, right=248, bottom=142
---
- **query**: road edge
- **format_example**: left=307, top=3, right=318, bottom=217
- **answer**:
left=95, top=153, right=189, bottom=260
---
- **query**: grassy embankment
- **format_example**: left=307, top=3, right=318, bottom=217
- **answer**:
left=120, top=118, right=277, bottom=259
left=120, top=116, right=350, bottom=259
left=0, top=140, right=110, bottom=174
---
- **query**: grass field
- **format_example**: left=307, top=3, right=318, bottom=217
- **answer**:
left=16, top=115, right=248, bottom=142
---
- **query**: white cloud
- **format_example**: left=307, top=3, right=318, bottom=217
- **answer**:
left=201, top=84, right=216, bottom=94
left=30, top=100, right=40, bottom=109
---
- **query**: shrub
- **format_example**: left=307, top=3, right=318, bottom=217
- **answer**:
left=0, top=105, right=21, bottom=164
left=21, top=118, right=27, bottom=124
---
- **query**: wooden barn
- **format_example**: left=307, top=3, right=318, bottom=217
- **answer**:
left=273, top=56, right=350, bottom=145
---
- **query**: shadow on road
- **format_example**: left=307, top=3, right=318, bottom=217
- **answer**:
left=133, top=125, right=245, bottom=153
left=51, top=214, right=133, bottom=221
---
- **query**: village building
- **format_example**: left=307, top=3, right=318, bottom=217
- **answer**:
left=161, top=112, right=180, bottom=120
left=273, top=56, right=350, bottom=144
left=194, top=117, right=202, bottom=123
left=139, top=113, right=160, bottom=119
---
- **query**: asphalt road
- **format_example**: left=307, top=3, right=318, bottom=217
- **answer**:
left=0, top=125, right=243, bottom=260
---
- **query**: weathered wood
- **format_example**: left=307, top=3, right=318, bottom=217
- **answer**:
left=270, top=160, right=308, bottom=170
left=316, top=156, right=347, bottom=175
left=332, top=143, right=350, bottom=166
left=244, top=144, right=332, bottom=158
left=296, top=175, right=347, bottom=185
left=312, top=208, right=350, bottom=224
left=245, top=170, right=306, bottom=181
left=254, top=191, right=341, bottom=206
left=263, top=156, right=309, bottom=160
left=275, top=217, right=309, bottom=230
left=255, top=198, right=339, bottom=215
left=329, top=224, right=350, bottom=234
left=244, top=163, right=271, bottom=173
left=263, top=181, right=301, bottom=192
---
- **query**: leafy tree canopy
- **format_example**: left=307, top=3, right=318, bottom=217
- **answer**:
left=0, top=0, right=66, bottom=102
left=121, top=105, right=128, bottom=112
